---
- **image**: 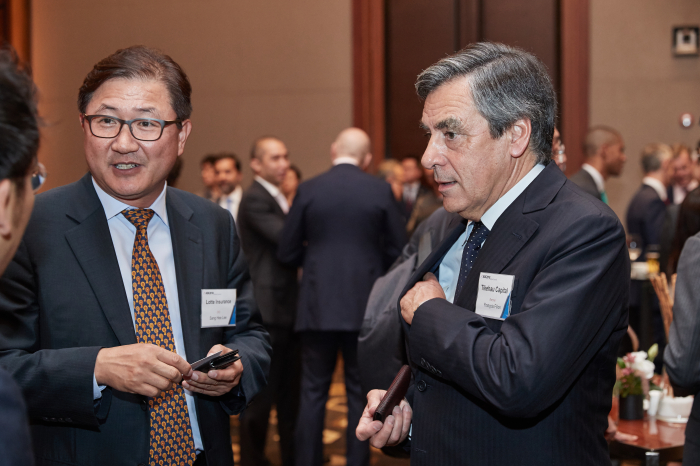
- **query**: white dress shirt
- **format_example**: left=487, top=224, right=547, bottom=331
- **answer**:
left=255, top=175, right=289, bottom=213
left=581, top=163, right=605, bottom=195
left=332, top=156, right=360, bottom=166
left=403, top=181, right=421, bottom=204
left=643, top=176, right=668, bottom=202
left=672, top=180, right=699, bottom=205
left=218, top=185, right=243, bottom=221
left=439, top=164, right=545, bottom=303
left=91, top=178, right=204, bottom=452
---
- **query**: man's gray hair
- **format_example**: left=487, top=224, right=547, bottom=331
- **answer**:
left=415, top=42, right=557, bottom=165
left=641, top=143, right=673, bottom=174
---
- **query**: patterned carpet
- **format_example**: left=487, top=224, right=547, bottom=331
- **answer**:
left=230, top=359, right=408, bottom=466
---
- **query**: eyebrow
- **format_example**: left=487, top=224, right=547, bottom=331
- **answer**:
left=435, top=117, right=463, bottom=132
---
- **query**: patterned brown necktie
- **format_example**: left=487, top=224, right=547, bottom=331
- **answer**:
left=122, top=208, right=197, bottom=466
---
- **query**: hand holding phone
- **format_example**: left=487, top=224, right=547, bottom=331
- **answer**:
left=191, top=349, right=240, bottom=373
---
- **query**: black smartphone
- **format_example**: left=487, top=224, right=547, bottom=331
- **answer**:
left=191, top=350, right=240, bottom=373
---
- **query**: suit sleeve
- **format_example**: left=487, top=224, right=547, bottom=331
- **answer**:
left=277, top=184, right=307, bottom=267
left=220, top=212, right=272, bottom=414
left=665, top=234, right=700, bottom=394
left=240, top=193, right=285, bottom=245
left=0, top=240, right=103, bottom=426
left=0, top=369, right=34, bottom=466
left=409, top=212, right=628, bottom=418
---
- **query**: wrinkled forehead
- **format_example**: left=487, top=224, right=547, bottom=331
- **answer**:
left=87, top=77, right=174, bottom=116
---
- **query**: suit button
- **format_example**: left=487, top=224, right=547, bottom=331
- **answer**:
left=417, top=380, right=427, bottom=392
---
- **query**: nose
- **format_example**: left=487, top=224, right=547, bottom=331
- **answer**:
left=421, top=135, right=446, bottom=169
left=110, top=123, right=139, bottom=154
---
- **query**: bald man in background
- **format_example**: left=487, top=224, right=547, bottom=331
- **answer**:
left=278, top=128, right=406, bottom=466
left=570, top=125, right=626, bottom=203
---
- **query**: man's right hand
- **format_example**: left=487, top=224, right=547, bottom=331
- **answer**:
left=94, top=344, right=193, bottom=397
left=356, top=389, right=412, bottom=448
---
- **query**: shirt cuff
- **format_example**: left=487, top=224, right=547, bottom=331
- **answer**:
left=93, top=374, right=107, bottom=400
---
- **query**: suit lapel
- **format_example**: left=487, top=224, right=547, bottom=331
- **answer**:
left=253, top=180, right=284, bottom=216
left=167, top=190, right=204, bottom=358
left=64, top=175, right=136, bottom=346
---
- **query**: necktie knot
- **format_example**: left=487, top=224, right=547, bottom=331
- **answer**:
left=122, top=208, right=155, bottom=230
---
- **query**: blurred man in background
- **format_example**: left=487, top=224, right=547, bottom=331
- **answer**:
left=198, top=154, right=220, bottom=201
left=570, top=125, right=626, bottom=204
left=668, top=144, right=698, bottom=205
left=279, top=127, right=406, bottom=466
left=552, top=127, right=567, bottom=172
left=215, top=152, right=244, bottom=222
left=238, top=136, right=299, bottom=466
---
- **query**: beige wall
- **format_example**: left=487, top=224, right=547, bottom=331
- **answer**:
left=590, top=0, right=700, bottom=226
left=32, top=0, right=352, bottom=194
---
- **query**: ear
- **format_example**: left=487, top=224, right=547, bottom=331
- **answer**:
left=330, top=142, right=338, bottom=160
left=361, top=153, right=373, bottom=170
left=508, top=118, right=532, bottom=159
left=176, top=120, right=193, bottom=156
left=250, top=157, right=262, bottom=175
left=0, top=179, right=14, bottom=238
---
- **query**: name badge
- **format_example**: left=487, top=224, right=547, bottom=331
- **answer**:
left=201, top=289, right=237, bottom=328
left=475, top=272, right=514, bottom=320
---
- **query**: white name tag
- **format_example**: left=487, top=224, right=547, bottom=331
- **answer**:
left=475, top=272, right=514, bottom=320
left=201, top=289, right=237, bottom=328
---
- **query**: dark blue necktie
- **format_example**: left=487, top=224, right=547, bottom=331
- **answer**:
left=454, top=221, right=490, bottom=299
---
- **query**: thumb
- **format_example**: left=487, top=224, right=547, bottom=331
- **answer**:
left=423, top=271, right=438, bottom=282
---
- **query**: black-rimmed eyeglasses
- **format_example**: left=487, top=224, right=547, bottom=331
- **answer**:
left=82, top=114, right=183, bottom=142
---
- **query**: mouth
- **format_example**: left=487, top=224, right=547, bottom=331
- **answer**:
left=437, top=180, right=457, bottom=191
left=114, top=163, right=140, bottom=170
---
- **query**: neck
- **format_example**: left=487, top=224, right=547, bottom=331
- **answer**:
left=586, top=157, right=608, bottom=180
left=645, top=172, right=665, bottom=184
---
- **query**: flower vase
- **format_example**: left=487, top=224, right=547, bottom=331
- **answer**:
left=619, top=394, right=644, bottom=420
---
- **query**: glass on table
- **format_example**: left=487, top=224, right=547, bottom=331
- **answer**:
left=627, top=234, right=642, bottom=262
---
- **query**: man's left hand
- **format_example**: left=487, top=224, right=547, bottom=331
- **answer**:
left=182, top=345, right=243, bottom=396
left=400, top=272, right=445, bottom=325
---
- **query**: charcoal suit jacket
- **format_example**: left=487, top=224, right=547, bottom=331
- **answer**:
left=237, top=180, right=297, bottom=328
left=399, top=163, right=629, bottom=465
left=0, top=174, right=272, bottom=466
left=278, top=163, right=406, bottom=332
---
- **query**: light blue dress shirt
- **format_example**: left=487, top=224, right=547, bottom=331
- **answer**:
left=91, top=178, right=203, bottom=452
left=439, top=164, right=545, bottom=302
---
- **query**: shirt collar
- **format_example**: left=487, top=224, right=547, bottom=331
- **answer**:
left=479, top=163, right=545, bottom=231
left=222, top=185, right=242, bottom=200
left=254, top=175, right=281, bottom=198
left=91, top=177, right=169, bottom=227
left=642, top=176, right=668, bottom=201
left=581, top=163, right=605, bottom=193
left=332, top=156, right=359, bottom=166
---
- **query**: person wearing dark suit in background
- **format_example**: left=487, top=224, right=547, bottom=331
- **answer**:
left=667, top=144, right=698, bottom=205
left=0, top=46, right=271, bottom=466
left=627, top=143, right=673, bottom=256
left=665, top=231, right=700, bottom=465
left=281, top=164, right=302, bottom=206
left=401, top=155, right=431, bottom=218
left=0, top=48, right=43, bottom=466
left=357, top=42, right=629, bottom=466
left=198, top=154, right=221, bottom=201
left=278, top=128, right=406, bottom=466
left=667, top=187, right=700, bottom=275
left=238, top=136, right=299, bottom=466
left=215, top=153, right=244, bottom=222
left=569, top=125, right=626, bottom=204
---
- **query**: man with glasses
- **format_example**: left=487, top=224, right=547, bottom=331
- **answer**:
left=0, top=46, right=271, bottom=466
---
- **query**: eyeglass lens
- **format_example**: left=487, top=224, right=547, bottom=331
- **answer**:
left=91, top=116, right=164, bottom=141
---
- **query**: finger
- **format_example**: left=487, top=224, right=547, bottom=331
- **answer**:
left=182, top=378, right=233, bottom=392
left=151, top=360, right=184, bottom=384
left=387, top=406, right=404, bottom=445
left=355, top=416, right=383, bottom=441
left=182, top=381, right=228, bottom=397
left=369, top=414, right=395, bottom=449
left=155, top=348, right=192, bottom=377
left=423, top=271, right=438, bottom=282
left=208, top=360, right=243, bottom=381
left=365, top=390, right=386, bottom=415
left=207, top=344, right=231, bottom=357
left=399, top=401, right=412, bottom=440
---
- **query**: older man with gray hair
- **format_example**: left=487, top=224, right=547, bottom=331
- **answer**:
left=356, top=42, right=629, bottom=465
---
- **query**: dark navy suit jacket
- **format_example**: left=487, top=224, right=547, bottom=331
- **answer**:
left=278, top=163, right=406, bottom=332
left=0, top=367, right=34, bottom=465
left=626, top=183, right=667, bottom=255
left=399, top=163, right=629, bottom=465
left=0, top=174, right=271, bottom=466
